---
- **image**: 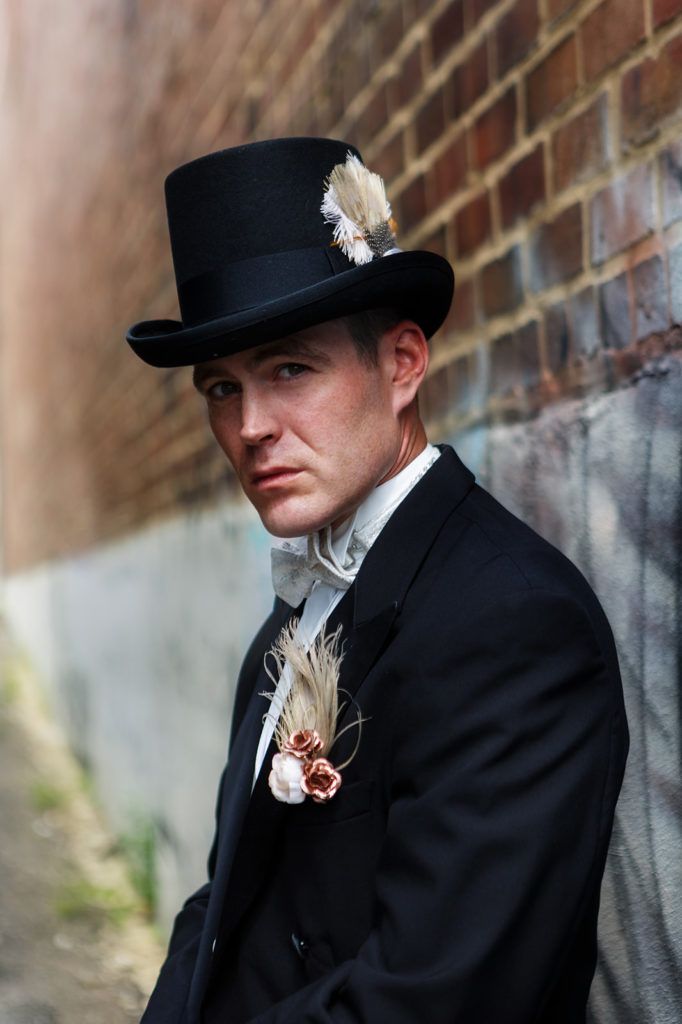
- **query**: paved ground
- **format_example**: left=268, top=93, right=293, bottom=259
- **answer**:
left=0, top=637, right=163, bottom=1024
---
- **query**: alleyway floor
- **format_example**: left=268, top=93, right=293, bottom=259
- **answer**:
left=0, top=636, right=163, bottom=1023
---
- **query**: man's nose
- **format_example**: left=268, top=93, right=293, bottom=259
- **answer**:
left=239, top=389, right=280, bottom=445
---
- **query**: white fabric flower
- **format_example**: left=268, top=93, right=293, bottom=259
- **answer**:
left=268, top=752, right=306, bottom=804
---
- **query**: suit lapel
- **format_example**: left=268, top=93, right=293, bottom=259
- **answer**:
left=329, top=446, right=475, bottom=726
left=351, top=445, right=475, bottom=629
left=210, top=446, right=476, bottom=953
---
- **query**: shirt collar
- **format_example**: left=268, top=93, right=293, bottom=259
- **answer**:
left=329, top=442, right=439, bottom=565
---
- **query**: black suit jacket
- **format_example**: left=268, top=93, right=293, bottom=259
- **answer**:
left=141, top=445, right=628, bottom=1024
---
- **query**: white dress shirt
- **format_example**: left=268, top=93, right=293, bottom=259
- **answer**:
left=252, top=443, right=440, bottom=787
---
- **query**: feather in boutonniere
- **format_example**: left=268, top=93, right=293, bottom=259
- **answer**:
left=321, top=152, right=400, bottom=266
left=262, top=620, right=366, bottom=804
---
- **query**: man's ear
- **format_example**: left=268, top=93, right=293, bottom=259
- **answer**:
left=382, top=321, right=429, bottom=415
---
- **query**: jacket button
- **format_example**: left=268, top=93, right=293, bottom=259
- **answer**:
left=291, top=932, right=309, bottom=959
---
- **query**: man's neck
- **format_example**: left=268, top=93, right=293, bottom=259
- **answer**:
left=376, top=416, right=428, bottom=487
left=327, top=411, right=428, bottom=533
left=329, top=437, right=436, bottom=540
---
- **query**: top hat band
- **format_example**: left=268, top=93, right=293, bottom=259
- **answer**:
left=178, top=245, right=351, bottom=326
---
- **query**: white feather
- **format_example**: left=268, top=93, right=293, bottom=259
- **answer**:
left=321, top=153, right=396, bottom=265
left=262, top=620, right=366, bottom=770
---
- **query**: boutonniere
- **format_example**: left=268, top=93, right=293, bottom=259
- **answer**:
left=262, top=621, right=365, bottom=805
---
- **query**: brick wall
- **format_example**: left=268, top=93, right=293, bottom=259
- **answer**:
left=0, top=0, right=680, bottom=571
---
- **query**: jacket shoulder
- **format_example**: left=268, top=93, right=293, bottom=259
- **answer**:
left=412, top=473, right=621, bottom=681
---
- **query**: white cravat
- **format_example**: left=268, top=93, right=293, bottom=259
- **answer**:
left=252, top=443, right=440, bottom=788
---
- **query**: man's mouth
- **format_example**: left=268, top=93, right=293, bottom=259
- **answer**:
left=250, top=467, right=302, bottom=489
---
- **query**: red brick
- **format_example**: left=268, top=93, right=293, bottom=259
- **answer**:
left=598, top=272, right=632, bottom=348
left=468, top=0, right=498, bottom=25
left=551, top=94, right=609, bottom=192
left=633, top=256, right=669, bottom=339
left=373, top=132, right=405, bottom=185
left=471, top=87, right=516, bottom=170
left=546, top=0, right=578, bottom=21
left=416, top=87, right=446, bottom=154
left=529, top=203, right=583, bottom=291
left=569, top=287, right=600, bottom=358
left=341, top=34, right=372, bottom=110
left=299, top=98, right=320, bottom=137
left=448, top=38, right=489, bottom=118
left=480, top=246, right=523, bottom=317
left=452, top=277, right=476, bottom=330
left=590, top=164, right=654, bottom=264
left=516, top=320, right=541, bottom=387
left=431, top=0, right=465, bottom=67
left=499, top=144, right=545, bottom=229
left=661, top=140, right=682, bottom=228
left=544, top=302, right=571, bottom=373
left=410, top=0, right=437, bottom=17
left=421, top=225, right=448, bottom=258
left=376, top=2, right=406, bottom=61
left=653, top=0, right=682, bottom=28
left=328, top=57, right=349, bottom=123
left=450, top=354, right=472, bottom=414
left=430, top=134, right=468, bottom=202
left=490, top=332, right=518, bottom=394
left=422, top=364, right=452, bottom=422
left=399, top=174, right=428, bottom=229
left=455, top=191, right=492, bottom=256
left=580, top=0, right=645, bottom=82
left=495, top=0, right=539, bottom=78
left=357, top=87, right=389, bottom=141
left=621, top=34, right=682, bottom=148
left=393, top=44, right=423, bottom=111
left=670, top=244, right=682, bottom=322
left=385, top=71, right=401, bottom=119
left=525, top=34, right=577, bottom=131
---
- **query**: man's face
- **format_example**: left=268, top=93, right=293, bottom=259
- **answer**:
left=193, top=319, right=404, bottom=537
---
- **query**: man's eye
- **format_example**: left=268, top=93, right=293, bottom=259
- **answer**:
left=278, top=363, right=308, bottom=379
left=206, top=381, right=239, bottom=399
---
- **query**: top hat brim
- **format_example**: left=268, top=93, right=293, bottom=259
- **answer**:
left=126, top=250, right=454, bottom=368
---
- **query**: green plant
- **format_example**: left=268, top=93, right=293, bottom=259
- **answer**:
left=55, top=877, right=133, bottom=927
left=30, top=780, right=70, bottom=812
left=0, top=659, right=22, bottom=705
left=119, top=816, right=157, bottom=917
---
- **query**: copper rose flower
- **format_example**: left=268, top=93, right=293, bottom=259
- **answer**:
left=283, top=729, right=324, bottom=759
left=301, top=758, right=342, bottom=803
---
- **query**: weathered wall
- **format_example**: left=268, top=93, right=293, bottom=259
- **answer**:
left=3, top=495, right=273, bottom=927
left=1, top=0, right=681, bottom=570
left=0, top=1, right=680, bottom=1020
left=458, top=355, right=681, bottom=1024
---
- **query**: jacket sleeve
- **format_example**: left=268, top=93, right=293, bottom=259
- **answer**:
left=140, top=765, right=227, bottom=1023
left=243, top=587, right=627, bottom=1023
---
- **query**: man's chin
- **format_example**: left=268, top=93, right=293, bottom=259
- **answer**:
left=262, top=517, right=329, bottom=540
left=255, top=501, right=335, bottom=539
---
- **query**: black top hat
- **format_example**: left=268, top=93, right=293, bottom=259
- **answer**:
left=125, top=137, right=454, bottom=368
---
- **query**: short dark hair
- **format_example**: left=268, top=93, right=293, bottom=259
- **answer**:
left=340, top=307, right=407, bottom=366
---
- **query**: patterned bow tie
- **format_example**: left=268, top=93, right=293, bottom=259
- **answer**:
left=270, top=528, right=366, bottom=608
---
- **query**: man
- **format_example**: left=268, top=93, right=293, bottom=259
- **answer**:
left=126, top=137, right=628, bottom=1023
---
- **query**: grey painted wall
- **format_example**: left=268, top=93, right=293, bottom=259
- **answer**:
left=455, top=356, right=681, bottom=1024
left=3, top=356, right=679, bottom=1020
left=3, top=497, right=273, bottom=928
